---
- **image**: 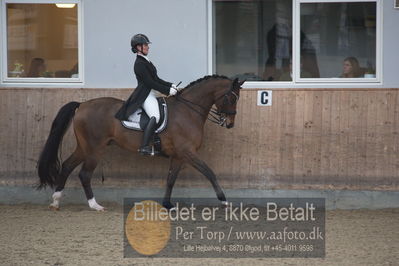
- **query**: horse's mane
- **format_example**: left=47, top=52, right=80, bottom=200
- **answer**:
left=182, top=75, right=231, bottom=91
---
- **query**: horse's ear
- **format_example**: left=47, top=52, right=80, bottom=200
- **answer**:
left=231, top=78, right=239, bottom=91
left=238, top=79, right=246, bottom=88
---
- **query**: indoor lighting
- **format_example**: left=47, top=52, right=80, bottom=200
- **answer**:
left=55, top=4, right=76, bottom=8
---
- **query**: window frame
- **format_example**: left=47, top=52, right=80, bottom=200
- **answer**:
left=1, top=0, right=84, bottom=85
left=208, top=0, right=383, bottom=88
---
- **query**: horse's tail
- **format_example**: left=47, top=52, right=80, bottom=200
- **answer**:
left=37, top=101, right=81, bottom=189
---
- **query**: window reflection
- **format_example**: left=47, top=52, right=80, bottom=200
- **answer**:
left=7, top=4, right=79, bottom=79
left=213, top=0, right=294, bottom=81
left=300, top=2, right=376, bottom=79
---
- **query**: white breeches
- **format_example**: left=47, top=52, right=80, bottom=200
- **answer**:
left=143, top=90, right=160, bottom=123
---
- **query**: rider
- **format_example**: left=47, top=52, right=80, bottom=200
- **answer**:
left=115, top=34, right=178, bottom=155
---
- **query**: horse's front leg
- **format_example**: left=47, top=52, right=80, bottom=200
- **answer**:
left=184, top=152, right=228, bottom=206
left=162, top=158, right=183, bottom=209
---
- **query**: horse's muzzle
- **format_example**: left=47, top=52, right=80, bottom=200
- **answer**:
left=225, top=115, right=235, bottom=128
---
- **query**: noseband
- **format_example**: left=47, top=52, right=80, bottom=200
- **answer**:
left=209, top=90, right=239, bottom=126
left=176, top=88, right=239, bottom=127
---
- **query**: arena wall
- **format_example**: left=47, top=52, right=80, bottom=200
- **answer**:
left=1, top=87, right=398, bottom=191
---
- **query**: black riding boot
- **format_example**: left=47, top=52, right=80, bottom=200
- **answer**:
left=139, top=117, right=158, bottom=156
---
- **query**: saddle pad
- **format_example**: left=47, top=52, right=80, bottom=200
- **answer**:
left=121, top=97, right=168, bottom=133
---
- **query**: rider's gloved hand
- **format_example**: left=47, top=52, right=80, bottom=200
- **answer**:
left=169, top=87, right=178, bottom=96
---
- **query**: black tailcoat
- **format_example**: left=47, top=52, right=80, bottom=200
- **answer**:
left=115, top=55, right=172, bottom=120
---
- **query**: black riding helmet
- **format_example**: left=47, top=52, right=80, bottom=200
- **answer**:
left=131, top=34, right=151, bottom=53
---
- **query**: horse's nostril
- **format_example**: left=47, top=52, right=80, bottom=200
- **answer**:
left=227, top=123, right=234, bottom=129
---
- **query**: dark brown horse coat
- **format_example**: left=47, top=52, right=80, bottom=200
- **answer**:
left=38, top=76, right=244, bottom=210
left=115, top=55, right=172, bottom=121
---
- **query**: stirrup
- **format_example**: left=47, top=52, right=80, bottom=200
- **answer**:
left=138, top=145, right=159, bottom=156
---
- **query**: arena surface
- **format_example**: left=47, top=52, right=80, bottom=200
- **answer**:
left=0, top=204, right=397, bottom=266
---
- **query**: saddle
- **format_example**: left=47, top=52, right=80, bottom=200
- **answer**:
left=121, top=97, right=168, bottom=133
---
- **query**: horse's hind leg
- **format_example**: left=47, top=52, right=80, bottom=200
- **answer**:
left=185, top=152, right=228, bottom=206
left=79, top=156, right=105, bottom=211
left=49, top=148, right=84, bottom=210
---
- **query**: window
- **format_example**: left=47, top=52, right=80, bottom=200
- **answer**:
left=2, top=1, right=82, bottom=83
left=211, top=0, right=381, bottom=84
left=213, top=0, right=293, bottom=82
left=297, top=1, right=378, bottom=82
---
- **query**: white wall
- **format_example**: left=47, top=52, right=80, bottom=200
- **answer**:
left=83, top=0, right=399, bottom=88
left=382, top=2, right=399, bottom=88
left=1, top=0, right=398, bottom=88
left=83, top=0, right=208, bottom=88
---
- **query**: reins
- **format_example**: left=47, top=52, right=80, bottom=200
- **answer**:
left=175, top=89, right=239, bottom=126
left=175, top=94, right=225, bottom=125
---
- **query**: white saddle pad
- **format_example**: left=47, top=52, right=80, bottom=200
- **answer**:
left=121, top=103, right=167, bottom=134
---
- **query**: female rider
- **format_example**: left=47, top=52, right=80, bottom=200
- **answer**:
left=115, top=34, right=178, bottom=155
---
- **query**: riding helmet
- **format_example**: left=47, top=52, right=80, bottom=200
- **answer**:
left=131, top=34, right=151, bottom=53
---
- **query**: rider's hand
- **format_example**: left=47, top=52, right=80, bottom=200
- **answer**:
left=172, top=83, right=179, bottom=90
left=169, top=87, right=178, bottom=96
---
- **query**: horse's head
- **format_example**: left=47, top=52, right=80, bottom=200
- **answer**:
left=213, top=78, right=245, bottom=128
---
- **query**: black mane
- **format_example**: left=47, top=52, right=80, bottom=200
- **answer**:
left=183, top=75, right=231, bottom=90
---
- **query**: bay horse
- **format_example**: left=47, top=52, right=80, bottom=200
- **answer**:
left=37, top=75, right=244, bottom=211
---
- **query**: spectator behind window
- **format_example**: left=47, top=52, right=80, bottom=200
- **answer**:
left=341, top=57, right=362, bottom=78
left=27, top=58, right=46, bottom=77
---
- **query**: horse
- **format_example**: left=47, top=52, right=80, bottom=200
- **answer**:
left=37, top=75, right=244, bottom=211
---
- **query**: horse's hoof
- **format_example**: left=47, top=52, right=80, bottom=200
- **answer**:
left=162, top=201, right=175, bottom=210
left=49, top=205, right=60, bottom=211
left=88, top=198, right=105, bottom=211
left=221, top=201, right=229, bottom=207
left=91, top=205, right=105, bottom=212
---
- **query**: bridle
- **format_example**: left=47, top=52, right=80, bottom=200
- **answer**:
left=176, top=86, right=240, bottom=127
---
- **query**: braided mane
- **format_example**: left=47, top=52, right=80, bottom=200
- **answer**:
left=183, top=75, right=231, bottom=91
